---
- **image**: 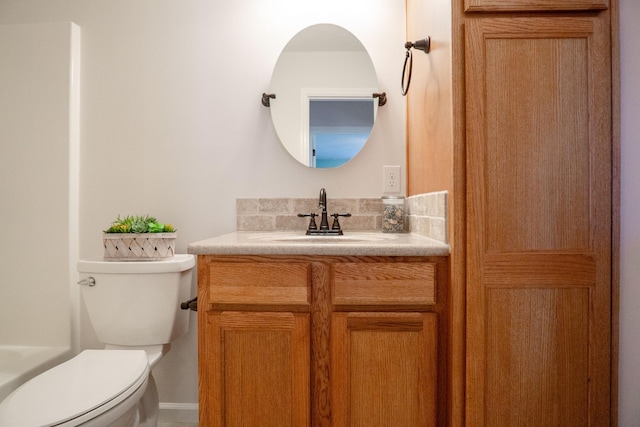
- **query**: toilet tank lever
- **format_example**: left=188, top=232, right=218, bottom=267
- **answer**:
left=77, top=277, right=96, bottom=287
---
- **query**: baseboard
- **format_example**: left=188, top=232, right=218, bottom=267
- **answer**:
left=159, top=402, right=199, bottom=423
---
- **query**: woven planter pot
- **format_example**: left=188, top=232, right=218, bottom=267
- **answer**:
left=103, top=233, right=176, bottom=260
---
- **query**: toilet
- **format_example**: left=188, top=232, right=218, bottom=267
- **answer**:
left=0, top=254, right=195, bottom=427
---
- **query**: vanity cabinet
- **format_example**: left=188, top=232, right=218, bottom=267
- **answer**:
left=197, top=254, right=449, bottom=427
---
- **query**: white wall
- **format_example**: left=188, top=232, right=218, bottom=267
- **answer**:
left=618, top=0, right=640, bottom=425
left=0, top=0, right=406, bottom=417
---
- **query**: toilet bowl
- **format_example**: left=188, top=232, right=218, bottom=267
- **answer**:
left=0, top=254, right=195, bottom=427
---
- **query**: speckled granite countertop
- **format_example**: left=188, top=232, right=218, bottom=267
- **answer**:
left=188, top=231, right=450, bottom=257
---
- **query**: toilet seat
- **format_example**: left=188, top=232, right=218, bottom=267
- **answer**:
left=0, top=349, right=149, bottom=427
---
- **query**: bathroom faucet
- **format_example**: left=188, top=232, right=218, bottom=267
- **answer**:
left=318, top=188, right=330, bottom=231
left=297, top=188, right=351, bottom=235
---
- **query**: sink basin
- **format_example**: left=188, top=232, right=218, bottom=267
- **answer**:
left=246, top=232, right=400, bottom=244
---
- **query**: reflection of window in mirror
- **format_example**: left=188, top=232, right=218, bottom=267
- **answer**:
left=306, top=97, right=375, bottom=168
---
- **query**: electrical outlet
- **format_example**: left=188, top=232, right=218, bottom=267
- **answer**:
left=383, top=165, right=401, bottom=193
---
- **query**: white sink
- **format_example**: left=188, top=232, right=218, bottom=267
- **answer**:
left=245, top=232, right=400, bottom=244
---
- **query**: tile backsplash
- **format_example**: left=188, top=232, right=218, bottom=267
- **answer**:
left=406, top=191, right=448, bottom=244
left=236, top=191, right=448, bottom=244
left=236, top=197, right=383, bottom=232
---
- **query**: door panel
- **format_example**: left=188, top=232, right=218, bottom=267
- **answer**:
left=465, top=15, right=611, bottom=426
left=485, top=287, right=590, bottom=425
left=331, top=313, right=438, bottom=427
left=200, top=311, right=310, bottom=427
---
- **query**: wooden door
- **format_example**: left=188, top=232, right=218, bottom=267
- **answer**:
left=200, top=311, right=310, bottom=427
left=331, top=312, right=438, bottom=427
left=464, top=0, right=608, bottom=12
left=465, top=15, right=612, bottom=426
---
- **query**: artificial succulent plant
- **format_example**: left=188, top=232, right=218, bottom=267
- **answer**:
left=104, top=215, right=175, bottom=233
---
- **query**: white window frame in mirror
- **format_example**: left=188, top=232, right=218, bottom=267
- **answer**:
left=300, top=87, right=378, bottom=167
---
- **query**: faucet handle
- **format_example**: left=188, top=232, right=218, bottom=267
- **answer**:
left=297, top=213, right=318, bottom=231
left=331, top=213, right=352, bottom=231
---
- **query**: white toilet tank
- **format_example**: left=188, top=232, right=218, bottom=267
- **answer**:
left=77, top=254, right=195, bottom=346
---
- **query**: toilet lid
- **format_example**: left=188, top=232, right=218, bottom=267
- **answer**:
left=0, top=350, right=149, bottom=427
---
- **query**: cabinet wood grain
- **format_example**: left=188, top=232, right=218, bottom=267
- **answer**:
left=333, top=262, right=436, bottom=309
left=198, top=255, right=449, bottom=427
left=464, top=14, right=612, bottom=426
left=407, top=0, right=617, bottom=424
left=331, top=312, right=438, bottom=427
left=200, top=311, right=310, bottom=427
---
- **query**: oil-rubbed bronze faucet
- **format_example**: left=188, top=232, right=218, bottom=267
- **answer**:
left=318, top=188, right=330, bottom=231
left=297, top=188, right=351, bottom=235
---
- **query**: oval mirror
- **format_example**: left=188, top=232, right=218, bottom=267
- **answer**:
left=268, top=24, right=380, bottom=168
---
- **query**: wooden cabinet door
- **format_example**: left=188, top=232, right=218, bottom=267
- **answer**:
left=331, top=312, right=438, bottom=427
left=465, top=15, right=612, bottom=426
left=464, top=0, right=607, bottom=12
left=199, top=311, right=310, bottom=427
